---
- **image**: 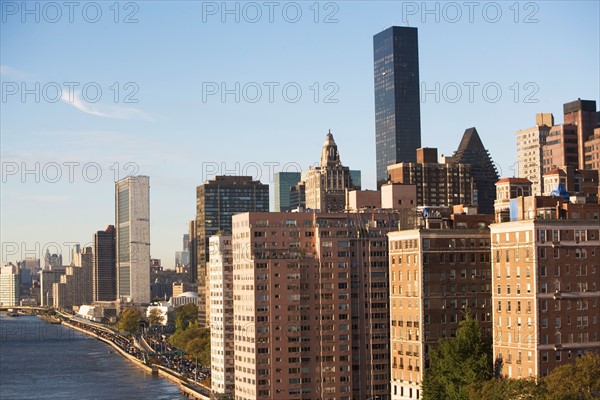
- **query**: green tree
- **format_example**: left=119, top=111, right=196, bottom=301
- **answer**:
left=147, top=308, right=165, bottom=327
left=118, top=307, right=142, bottom=335
left=468, top=377, right=544, bottom=400
left=423, top=310, right=492, bottom=400
left=174, top=303, right=198, bottom=332
left=171, top=325, right=211, bottom=366
left=544, top=353, right=600, bottom=400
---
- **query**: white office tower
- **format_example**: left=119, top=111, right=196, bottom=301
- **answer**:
left=115, top=176, right=151, bottom=304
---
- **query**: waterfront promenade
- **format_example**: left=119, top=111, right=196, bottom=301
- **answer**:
left=51, top=313, right=211, bottom=400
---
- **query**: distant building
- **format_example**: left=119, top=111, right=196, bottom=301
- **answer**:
left=584, top=128, right=600, bottom=171
left=289, top=181, right=305, bottom=210
left=274, top=171, right=302, bottom=212
left=516, top=113, right=553, bottom=195
left=388, top=148, right=474, bottom=208
left=170, top=291, right=198, bottom=307
left=116, top=175, right=151, bottom=304
left=209, top=234, right=234, bottom=398
left=490, top=196, right=600, bottom=378
left=493, top=178, right=533, bottom=223
left=346, top=189, right=381, bottom=211
left=93, top=225, right=116, bottom=302
left=0, top=264, right=20, bottom=306
left=72, top=245, right=93, bottom=306
left=563, top=99, right=599, bottom=170
left=40, top=266, right=66, bottom=307
left=175, top=251, right=190, bottom=268
left=541, top=124, right=579, bottom=174
left=303, top=131, right=357, bottom=212
left=44, top=250, right=63, bottom=270
left=374, top=26, right=421, bottom=187
left=452, top=127, right=499, bottom=214
left=188, top=220, right=198, bottom=283
left=195, top=175, right=269, bottom=326
left=146, top=302, right=173, bottom=326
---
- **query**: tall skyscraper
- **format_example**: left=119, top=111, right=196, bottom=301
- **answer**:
left=273, top=171, right=301, bottom=212
left=374, top=26, right=421, bottom=187
left=452, top=127, right=499, bottom=215
left=195, top=176, right=269, bottom=326
left=93, top=225, right=117, bottom=302
left=115, top=176, right=151, bottom=304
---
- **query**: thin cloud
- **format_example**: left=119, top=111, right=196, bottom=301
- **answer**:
left=0, top=65, right=31, bottom=79
left=61, top=90, right=154, bottom=121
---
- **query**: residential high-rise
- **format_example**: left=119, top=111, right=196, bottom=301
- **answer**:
left=93, top=225, right=116, bottom=302
left=209, top=234, right=234, bottom=398
left=274, top=172, right=302, bottom=212
left=231, top=210, right=399, bottom=400
left=585, top=129, right=600, bottom=171
left=541, top=124, right=578, bottom=174
left=452, top=127, right=499, bottom=214
left=0, top=264, right=20, bottom=306
left=303, top=131, right=357, bottom=212
left=388, top=211, right=494, bottom=400
left=516, top=113, right=553, bottom=196
left=374, top=26, right=421, bottom=187
left=387, top=148, right=474, bottom=208
left=115, top=175, right=151, bottom=304
left=490, top=196, right=600, bottom=379
left=195, top=176, right=269, bottom=326
left=563, top=99, right=599, bottom=170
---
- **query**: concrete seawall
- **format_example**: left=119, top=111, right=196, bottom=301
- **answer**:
left=61, top=320, right=210, bottom=400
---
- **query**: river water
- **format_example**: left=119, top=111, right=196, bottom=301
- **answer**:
left=0, top=313, right=188, bottom=399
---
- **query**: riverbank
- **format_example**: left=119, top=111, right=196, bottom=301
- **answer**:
left=60, top=319, right=210, bottom=400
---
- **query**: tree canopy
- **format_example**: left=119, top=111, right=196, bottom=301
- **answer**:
left=174, top=303, right=198, bottom=332
left=171, top=325, right=211, bottom=366
left=118, top=307, right=142, bottom=335
left=423, top=310, right=493, bottom=400
left=544, top=353, right=600, bottom=400
left=147, top=308, right=165, bottom=327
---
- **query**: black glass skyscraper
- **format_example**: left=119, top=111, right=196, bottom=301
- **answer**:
left=374, top=26, right=421, bottom=187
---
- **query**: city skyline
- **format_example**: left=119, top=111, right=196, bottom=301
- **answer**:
left=2, top=1, right=599, bottom=264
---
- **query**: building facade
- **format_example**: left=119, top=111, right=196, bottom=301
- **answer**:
left=387, top=148, right=474, bottom=208
left=516, top=114, right=553, bottom=196
left=374, top=26, right=421, bottom=187
left=195, top=175, right=269, bottom=326
left=388, top=213, right=493, bottom=400
left=115, top=175, right=151, bottom=304
left=209, top=234, right=234, bottom=398
left=563, top=99, right=599, bottom=170
left=232, top=210, right=399, bottom=400
left=0, top=264, right=20, bottom=306
left=490, top=197, right=600, bottom=379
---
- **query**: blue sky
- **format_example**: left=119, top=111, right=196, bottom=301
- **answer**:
left=1, top=1, right=599, bottom=266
